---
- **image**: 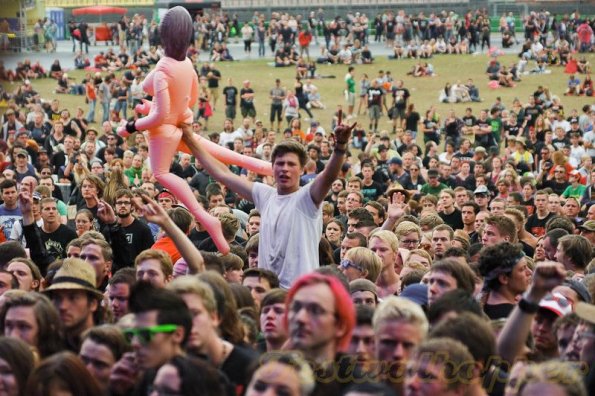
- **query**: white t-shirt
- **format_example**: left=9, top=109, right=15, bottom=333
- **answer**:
left=252, top=182, right=322, bottom=289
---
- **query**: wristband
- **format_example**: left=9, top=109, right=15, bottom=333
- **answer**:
left=126, top=120, right=138, bottom=134
left=518, top=297, right=540, bottom=314
left=333, top=144, right=348, bottom=155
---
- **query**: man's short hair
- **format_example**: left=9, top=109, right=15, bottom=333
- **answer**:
left=432, top=224, right=454, bottom=240
left=373, top=295, right=429, bottom=335
left=128, top=282, right=192, bottom=345
left=0, top=179, right=17, bottom=192
left=271, top=141, right=308, bottom=167
left=461, top=201, right=480, bottom=214
left=558, top=235, right=592, bottom=270
left=395, top=221, right=422, bottom=240
left=218, top=212, right=240, bottom=241
left=108, top=267, right=137, bottom=288
left=419, top=213, right=444, bottom=230
left=0, top=241, right=27, bottom=268
left=430, top=312, right=496, bottom=368
left=81, top=325, right=130, bottom=362
left=243, top=268, right=280, bottom=289
left=427, top=290, right=483, bottom=325
left=81, top=238, right=113, bottom=262
left=167, top=207, right=193, bottom=234
left=134, top=250, right=173, bottom=279
left=344, top=232, right=368, bottom=247
left=220, top=253, right=244, bottom=272
left=245, top=234, right=259, bottom=253
left=412, top=338, right=475, bottom=392
left=260, top=288, right=287, bottom=315
left=431, top=258, right=476, bottom=295
left=348, top=207, right=375, bottom=223
left=545, top=216, right=575, bottom=234
left=485, top=215, right=517, bottom=242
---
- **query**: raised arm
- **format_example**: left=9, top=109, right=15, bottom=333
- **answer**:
left=134, top=192, right=204, bottom=274
left=496, top=261, right=565, bottom=365
left=180, top=123, right=254, bottom=201
left=310, top=112, right=355, bottom=206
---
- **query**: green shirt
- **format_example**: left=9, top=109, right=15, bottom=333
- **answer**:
left=346, top=74, right=356, bottom=93
left=561, top=184, right=586, bottom=199
left=420, top=182, right=448, bottom=197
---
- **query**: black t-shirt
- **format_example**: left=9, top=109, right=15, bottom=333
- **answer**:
left=524, top=105, right=542, bottom=127
left=220, top=345, right=259, bottom=395
left=484, top=303, right=514, bottom=320
left=207, top=69, right=221, bottom=88
left=525, top=212, right=554, bottom=238
left=122, top=219, right=154, bottom=260
left=240, top=88, right=254, bottom=108
left=462, top=115, right=477, bottom=128
left=392, top=87, right=410, bottom=109
left=222, top=86, right=238, bottom=106
left=405, top=111, right=420, bottom=131
left=541, top=179, right=569, bottom=196
left=41, top=224, right=77, bottom=259
left=366, top=87, right=383, bottom=106
left=439, top=208, right=464, bottom=230
left=361, top=180, right=384, bottom=201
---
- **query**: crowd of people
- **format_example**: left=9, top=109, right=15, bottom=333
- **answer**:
left=0, top=4, right=595, bottom=396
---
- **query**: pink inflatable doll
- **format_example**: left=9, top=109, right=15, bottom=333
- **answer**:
left=118, top=6, right=270, bottom=254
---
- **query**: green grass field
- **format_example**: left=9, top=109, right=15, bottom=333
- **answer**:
left=7, top=51, right=595, bottom=143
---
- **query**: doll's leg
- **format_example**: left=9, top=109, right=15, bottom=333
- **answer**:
left=149, top=127, right=230, bottom=254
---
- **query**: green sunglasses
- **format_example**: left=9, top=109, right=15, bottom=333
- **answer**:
left=123, top=324, right=178, bottom=345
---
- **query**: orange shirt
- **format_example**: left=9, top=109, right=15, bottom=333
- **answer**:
left=152, top=236, right=181, bottom=264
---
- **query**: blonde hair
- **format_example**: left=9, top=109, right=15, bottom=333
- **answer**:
left=167, top=276, right=217, bottom=315
left=345, top=247, right=382, bottom=283
left=368, top=230, right=399, bottom=253
left=373, top=296, right=429, bottom=335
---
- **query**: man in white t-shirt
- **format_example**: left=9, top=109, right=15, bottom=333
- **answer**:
left=181, top=116, right=355, bottom=288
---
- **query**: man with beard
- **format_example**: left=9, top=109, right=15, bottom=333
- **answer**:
left=114, top=189, right=153, bottom=261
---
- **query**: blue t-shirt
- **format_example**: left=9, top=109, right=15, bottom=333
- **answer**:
left=0, top=205, right=23, bottom=239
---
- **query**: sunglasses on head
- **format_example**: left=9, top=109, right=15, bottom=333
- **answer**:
left=123, top=324, right=178, bottom=345
left=340, top=259, right=364, bottom=272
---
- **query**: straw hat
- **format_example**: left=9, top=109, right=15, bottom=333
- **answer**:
left=44, top=258, right=103, bottom=299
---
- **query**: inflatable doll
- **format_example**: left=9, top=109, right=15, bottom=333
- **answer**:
left=118, top=6, right=271, bottom=254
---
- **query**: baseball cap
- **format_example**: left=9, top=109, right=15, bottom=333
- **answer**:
left=388, top=157, right=402, bottom=166
left=15, top=148, right=28, bottom=157
left=562, top=279, right=591, bottom=304
left=400, top=283, right=429, bottom=307
left=377, top=144, right=388, bottom=152
left=32, top=191, right=42, bottom=201
left=349, top=279, right=378, bottom=299
left=579, top=220, right=595, bottom=232
left=569, top=170, right=580, bottom=177
left=539, top=292, right=573, bottom=317
left=474, top=185, right=489, bottom=195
